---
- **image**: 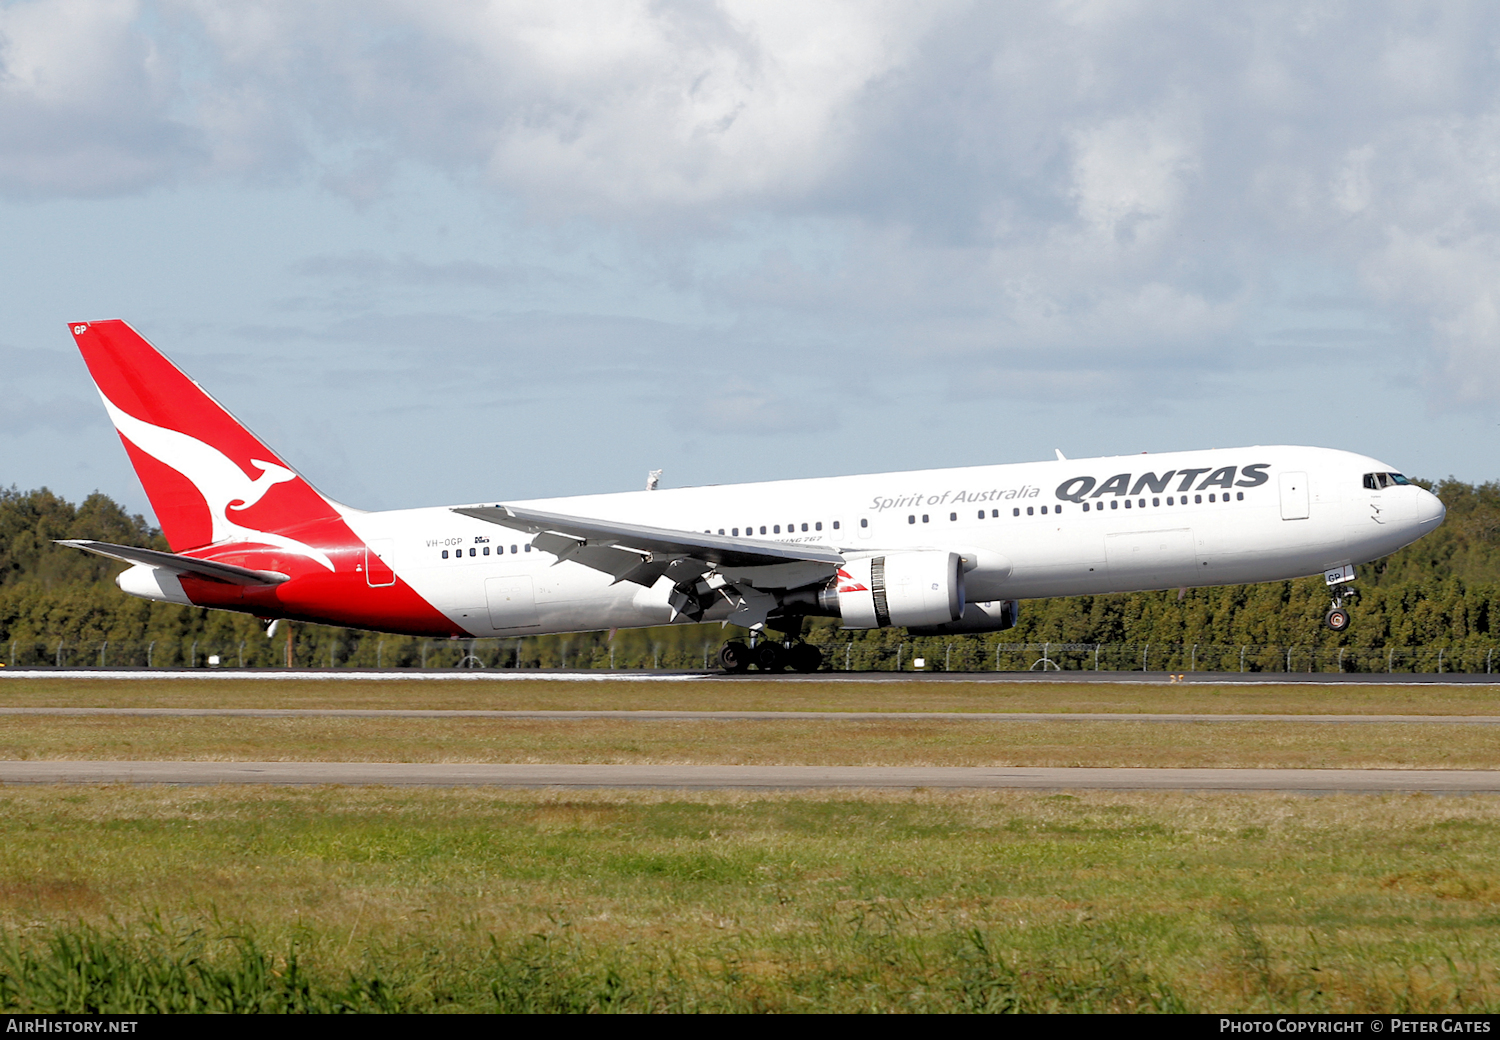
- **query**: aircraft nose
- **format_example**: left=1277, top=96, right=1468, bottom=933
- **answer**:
left=1417, top=487, right=1446, bottom=526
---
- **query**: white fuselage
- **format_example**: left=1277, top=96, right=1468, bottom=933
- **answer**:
left=337, top=446, right=1445, bottom=638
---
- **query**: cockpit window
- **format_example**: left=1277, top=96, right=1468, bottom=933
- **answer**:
left=1363, top=472, right=1411, bottom=490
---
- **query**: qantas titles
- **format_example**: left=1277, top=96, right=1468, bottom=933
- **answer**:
left=1055, top=464, right=1270, bottom=503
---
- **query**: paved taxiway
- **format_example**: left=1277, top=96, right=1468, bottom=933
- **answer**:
left=1, top=761, right=1497, bottom=792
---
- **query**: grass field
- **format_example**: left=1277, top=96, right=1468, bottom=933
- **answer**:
left=1, top=787, right=1499, bottom=1012
left=0, top=677, right=1498, bottom=1012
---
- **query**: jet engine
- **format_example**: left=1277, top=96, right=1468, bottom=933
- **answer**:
left=834, top=552, right=965, bottom=629
left=908, top=599, right=1019, bottom=635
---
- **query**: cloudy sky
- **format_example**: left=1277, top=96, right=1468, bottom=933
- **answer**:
left=4, top=1, right=1500, bottom=518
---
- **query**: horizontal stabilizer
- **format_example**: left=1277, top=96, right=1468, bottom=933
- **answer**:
left=56, top=540, right=290, bottom=586
left=452, top=504, right=845, bottom=578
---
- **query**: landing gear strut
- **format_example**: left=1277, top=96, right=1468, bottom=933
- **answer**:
left=718, top=635, right=823, bottom=673
left=1325, top=583, right=1358, bottom=632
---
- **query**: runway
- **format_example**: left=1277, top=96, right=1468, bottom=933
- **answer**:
left=3, top=761, right=1499, bottom=792
left=3, top=669, right=1499, bottom=685
left=1, top=707, right=1498, bottom=724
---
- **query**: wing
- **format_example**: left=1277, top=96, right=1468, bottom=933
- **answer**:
left=451, top=504, right=843, bottom=587
left=57, top=539, right=290, bottom=586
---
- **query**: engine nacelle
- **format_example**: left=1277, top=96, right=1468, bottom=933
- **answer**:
left=835, top=552, right=965, bottom=629
left=908, top=599, right=1019, bottom=635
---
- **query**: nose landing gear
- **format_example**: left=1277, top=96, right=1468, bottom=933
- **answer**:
left=1325, top=581, right=1358, bottom=632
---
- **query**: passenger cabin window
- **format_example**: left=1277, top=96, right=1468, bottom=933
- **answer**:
left=859, top=519, right=867, bottom=528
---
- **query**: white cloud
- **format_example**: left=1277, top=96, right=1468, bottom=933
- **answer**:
left=0, top=0, right=196, bottom=194
left=7, top=1, right=1500, bottom=413
left=1068, top=111, right=1200, bottom=247
left=172, top=0, right=939, bottom=213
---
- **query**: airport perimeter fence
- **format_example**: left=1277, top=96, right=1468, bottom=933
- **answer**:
left=5, top=636, right=1499, bottom=674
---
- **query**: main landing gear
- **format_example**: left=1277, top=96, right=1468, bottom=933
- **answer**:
left=718, top=637, right=823, bottom=673
left=1325, top=583, right=1358, bottom=632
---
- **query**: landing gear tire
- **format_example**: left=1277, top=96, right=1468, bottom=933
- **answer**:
left=752, top=642, right=785, bottom=672
left=787, top=643, right=823, bottom=673
left=718, top=641, right=751, bottom=672
left=1325, top=607, right=1351, bottom=632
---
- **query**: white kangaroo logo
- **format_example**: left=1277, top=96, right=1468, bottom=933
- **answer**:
left=99, top=394, right=336, bottom=571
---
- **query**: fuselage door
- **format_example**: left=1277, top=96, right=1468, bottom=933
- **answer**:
left=1279, top=471, right=1310, bottom=520
left=486, top=575, right=540, bottom=630
left=365, top=539, right=396, bottom=587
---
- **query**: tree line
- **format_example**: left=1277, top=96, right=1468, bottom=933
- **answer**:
left=2, top=480, right=1497, bottom=670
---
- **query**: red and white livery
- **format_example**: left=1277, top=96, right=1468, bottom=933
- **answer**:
left=61, top=320, right=1446, bottom=669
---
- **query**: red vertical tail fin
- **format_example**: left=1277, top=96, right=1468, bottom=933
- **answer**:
left=69, top=320, right=342, bottom=553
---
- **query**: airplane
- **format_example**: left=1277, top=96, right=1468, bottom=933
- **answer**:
left=58, top=320, right=1447, bottom=673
